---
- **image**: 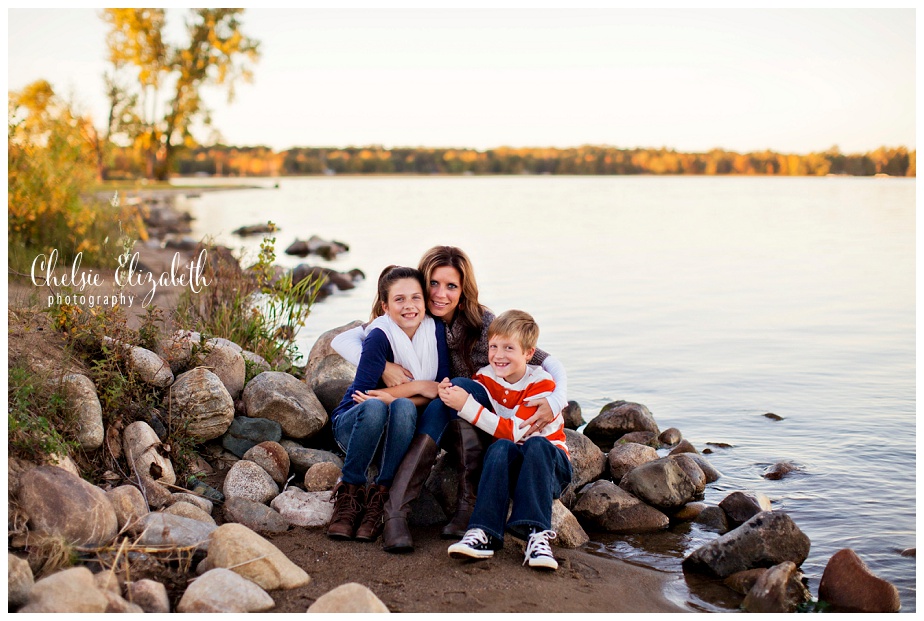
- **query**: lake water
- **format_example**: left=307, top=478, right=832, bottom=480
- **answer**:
left=175, top=175, right=916, bottom=612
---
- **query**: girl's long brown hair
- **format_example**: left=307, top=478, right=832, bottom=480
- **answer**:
left=370, top=265, right=426, bottom=321
left=418, top=246, right=486, bottom=375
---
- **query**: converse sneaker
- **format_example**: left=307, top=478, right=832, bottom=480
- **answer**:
left=524, top=529, right=558, bottom=570
left=447, top=528, right=500, bottom=560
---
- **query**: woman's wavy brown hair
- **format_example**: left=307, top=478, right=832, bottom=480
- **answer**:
left=418, top=246, right=487, bottom=375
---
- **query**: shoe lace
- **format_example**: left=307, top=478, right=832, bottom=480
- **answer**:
left=524, top=530, right=557, bottom=565
left=362, top=487, right=387, bottom=524
left=459, top=528, right=489, bottom=547
left=330, top=484, right=363, bottom=522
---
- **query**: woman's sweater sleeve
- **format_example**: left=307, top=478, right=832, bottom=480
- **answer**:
left=331, top=325, right=365, bottom=367
left=539, top=355, right=568, bottom=415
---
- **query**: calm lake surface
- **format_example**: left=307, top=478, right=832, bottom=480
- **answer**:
left=176, top=175, right=916, bottom=612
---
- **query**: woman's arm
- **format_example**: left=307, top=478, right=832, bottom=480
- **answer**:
left=333, top=325, right=413, bottom=386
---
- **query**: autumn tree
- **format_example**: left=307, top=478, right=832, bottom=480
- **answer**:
left=102, top=8, right=260, bottom=180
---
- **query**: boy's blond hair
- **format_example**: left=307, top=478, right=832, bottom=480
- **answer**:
left=488, top=310, right=539, bottom=351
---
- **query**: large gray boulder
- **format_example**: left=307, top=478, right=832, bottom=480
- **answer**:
left=223, top=459, right=280, bottom=504
left=308, top=354, right=357, bottom=393
left=60, top=374, right=103, bottom=450
left=619, top=458, right=696, bottom=511
left=168, top=367, right=235, bottom=441
left=573, top=480, right=669, bottom=533
left=224, top=497, right=291, bottom=534
left=551, top=499, right=590, bottom=548
left=281, top=442, right=344, bottom=474
left=195, top=337, right=246, bottom=399
left=243, top=372, right=328, bottom=439
left=18, top=567, right=108, bottom=613
left=130, top=513, right=216, bottom=552
left=243, top=441, right=290, bottom=485
left=222, top=416, right=283, bottom=458
left=719, top=491, right=772, bottom=526
left=607, top=442, right=658, bottom=482
left=207, top=523, right=312, bottom=590
left=583, top=400, right=659, bottom=449
left=125, top=344, right=175, bottom=388
left=667, top=454, right=707, bottom=495
left=563, top=429, right=605, bottom=488
left=106, top=484, right=150, bottom=530
left=304, top=320, right=364, bottom=382
left=177, top=568, right=274, bottom=613
left=270, top=488, right=334, bottom=527
left=682, top=511, right=811, bottom=578
left=17, top=466, right=118, bottom=546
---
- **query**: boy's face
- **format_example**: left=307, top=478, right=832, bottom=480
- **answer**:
left=488, top=335, right=535, bottom=383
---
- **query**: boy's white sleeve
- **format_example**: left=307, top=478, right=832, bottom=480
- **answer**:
left=331, top=325, right=365, bottom=367
left=458, top=395, right=529, bottom=443
left=539, top=355, right=568, bottom=415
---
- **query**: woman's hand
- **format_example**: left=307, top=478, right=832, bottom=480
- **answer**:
left=520, top=397, right=556, bottom=437
left=381, top=362, right=413, bottom=387
left=352, top=390, right=396, bottom=405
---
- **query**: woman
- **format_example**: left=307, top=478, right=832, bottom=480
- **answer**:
left=332, top=246, right=567, bottom=551
left=327, top=266, right=449, bottom=542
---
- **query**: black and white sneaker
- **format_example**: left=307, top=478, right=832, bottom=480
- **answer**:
left=524, top=529, right=558, bottom=570
left=447, top=528, right=499, bottom=560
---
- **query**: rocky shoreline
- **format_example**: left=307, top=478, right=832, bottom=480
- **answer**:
left=7, top=191, right=905, bottom=613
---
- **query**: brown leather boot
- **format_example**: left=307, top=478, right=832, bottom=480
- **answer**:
left=327, top=481, right=365, bottom=540
left=355, top=484, right=389, bottom=542
left=441, top=420, right=489, bottom=539
left=381, top=434, right=439, bottom=553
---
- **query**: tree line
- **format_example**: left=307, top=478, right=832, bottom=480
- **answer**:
left=163, top=144, right=915, bottom=178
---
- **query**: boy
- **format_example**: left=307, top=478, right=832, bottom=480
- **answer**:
left=437, top=310, right=572, bottom=571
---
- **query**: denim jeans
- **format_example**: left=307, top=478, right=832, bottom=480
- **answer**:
left=332, top=397, right=417, bottom=487
left=468, top=436, right=573, bottom=542
left=416, top=377, right=493, bottom=443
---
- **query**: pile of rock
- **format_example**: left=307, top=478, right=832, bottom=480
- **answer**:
left=285, top=235, right=349, bottom=260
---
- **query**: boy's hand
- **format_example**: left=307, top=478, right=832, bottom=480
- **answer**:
left=439, top=380, right=469, bottom=411
left=520, top=397, right=556, bottom=436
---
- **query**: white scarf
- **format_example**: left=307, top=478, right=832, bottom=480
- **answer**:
left=364, top=314, right=439, bottom=381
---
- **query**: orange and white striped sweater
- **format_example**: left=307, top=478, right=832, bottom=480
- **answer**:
left=458, top=364, right=570, bottom=460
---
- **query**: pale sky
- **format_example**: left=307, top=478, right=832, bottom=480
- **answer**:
left=7, top=8, right=916, bottom=154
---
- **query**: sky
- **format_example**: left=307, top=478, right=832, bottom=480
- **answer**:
left=7, top=8, right=917, bottom=154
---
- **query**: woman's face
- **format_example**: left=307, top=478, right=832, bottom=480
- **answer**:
left=383, top=278, right=426, bottom=338
left=428, top=265, right=462, bottom=322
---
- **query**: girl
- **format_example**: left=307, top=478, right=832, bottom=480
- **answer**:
left=327, top=266, right=449, bottom=542
left=332, top=246, right=567, bottom=552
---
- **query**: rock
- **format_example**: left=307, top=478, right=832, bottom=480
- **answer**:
left=719, top=491, right=772, bottom=526
left=763, top=461, right=799, bottom=480
left=242, top=350, right=272, bottom=374
left=271, top=488, right=334, bottom=527
left=95, top=570, right=122, bottom=593
left=123, top=420, right=176, bottom=485
left=224, top=496, right=291, bottom=534
left=282, top=443, right=344, bottom=473
left=563, top=429, right=606, bottom=488
left=124, top=343, right=174, bottom=388
left=724, top=568, right=768, bottom=595
left=686, top=453, right=722, bottom=483
left=223, top=459, right=280, bottom=504
left=658, top=427, right=682, bottom=446
left=901, top=547, right=915, bottom=557
left=742, top=561, right=811, bottom=613
left=573, top=480, right=669, bottom=533
left=561, top=400, right=585, bottom=429
left=607, top=442, right=658, bottom=482
left=45, top=453, right=80, bottom=477
left=17, top=465, right=118, bottom=546
left=244, top=441, right=291, bottom=485
left=818, top=548, right=901, bottom=612
left=667, top=454, right=707, bottom=495
left=763, top=412, right=784, bottom=421
left=207, top=523, right=312, bottom=590
left=138, top=474, right=173, bottom=509
left=668, top=439, right=699, bottom=455
left=60, top=374, right=104, bottom=450
left=233, top=222, right=277, bottom=236
left=168, top=367, right=235, bottom=441
left=694, top=506, right=730, bottom=533
left=314, top=379, right=353, bottom=415
left=130, top=512, right=217, bottom=552
left=307, top=354, right=357, bottom=393
left=177, top=568, right=275, bottom=613
left=706, top=442, right=734, bottom=449
left=243, top=371, right=328, bottom=439
left=168, top=493, right=213, bottom=514
left=287, top=236, right=349, bottom=260
left=304, top=320, right=364, bottom=382
left=106, top=485, right=149, bottom=530
left=156, top=329, right=199, bottom=374
left=616, top=431, right=660, bottom=448
left=551, top=499, right=589, bottom=548
left=304, top=461, right=342, bottom=491
left=672, top=501, right=707, bottom=523
left=8, top=553, right=34, bottom=609
left=619, top=458, right=696, bottom=511
left=222, top=415, right=283, bottom=458
left=583, top=400, right=659, bottom=449
left=164, top=501, right=217, bottom=525
left=195, top=337, right=246, bottom=399
left=126, top=579, right=171, bottom=613
left=682, top=511, right=811, bottom=578
left=103, top=590, right=144, bottom=613
left=308, top=582, right=389, bottom=613
left=18, top=566, right=108, bottom=613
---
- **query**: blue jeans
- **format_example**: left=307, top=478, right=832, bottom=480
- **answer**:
left=468, top=436, right=573, bottom=542
left=416, top=377, right=493, bottom=443
left=332, top=398, right=417, bottom=487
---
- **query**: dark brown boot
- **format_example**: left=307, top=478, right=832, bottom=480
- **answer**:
left=327, top=481, right=365, bottom=540
left=355, top=484, right=389, bottom=542
left=382, top=434, right=439, bottom=553
left=441, top=420, right=489, bottom=539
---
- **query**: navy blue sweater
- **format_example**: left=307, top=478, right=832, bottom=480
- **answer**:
left=331, top=319, right=449, bottom=421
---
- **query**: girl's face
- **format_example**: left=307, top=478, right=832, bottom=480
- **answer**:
left=383, top=278, right=426, bottom=338
left=428, top=265, right=462, bottom=322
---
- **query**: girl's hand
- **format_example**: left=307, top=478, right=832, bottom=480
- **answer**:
left=352, top=390, right=395, bottom=405
left=382, top=362, right=413, bottom=387
left=520, top=397, right=556, bottom=437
